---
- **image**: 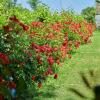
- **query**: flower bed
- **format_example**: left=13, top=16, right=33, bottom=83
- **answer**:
left=0, top=11, right=93, bottom=99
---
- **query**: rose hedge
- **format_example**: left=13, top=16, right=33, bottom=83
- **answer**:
left=0, top=10, right=93, bottom=99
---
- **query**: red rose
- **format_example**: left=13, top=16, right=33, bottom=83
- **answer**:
left=9, top=15, right=20, bottom=23
left=56, top=58, right=60, bottom=65
left=0, top=52, right=10, bottom=65
left=31, top=22, right=43, bottom=27
left=36, top=55, right=42, bottom=64
left=53, top=47, right=58, bottom=52
left=22, top=25, right=29, bottom=31
left=19, top=22, right=29, bottom=31
left=29, top=31, right=37, bottom=38
left=47, top=56, right=54, bottom=65
left=47, top=67, right=53, bottom=75
left=74, top=41, right=80, bottom=49
left=3, top=25, right=13, bottom=32
left=0, top=76, right=3, bottom=84
left=62, top=40, right=68, bottom=46
left=8, top=82, right=16, bottom=89
left=44, top=71, right=49, bottom=76
left=54, top=74, right=58, bottom=79
left=32, top=76, right=36, bottom=81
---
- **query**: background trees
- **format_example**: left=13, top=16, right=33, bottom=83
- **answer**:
left=27, top=0, right=41, bottom=10
left=81, top=7, right=96, bottom=24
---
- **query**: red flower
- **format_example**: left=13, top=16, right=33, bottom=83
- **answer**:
left=9, top=15, right=20, bottom=23
left=53, top=47, right=58, bottom=52
left=78, top=32, right=83, bottom=35
left=32, top=76, right=36, bottom=81
left=0, top=76, right=3, bottom=84
left=3, top=25, right=13, bottom=32
left=38, top=82, right=42, bottom=88
left=31, top=42, right=38, bottom=49
left=19, top=22, right=29, bottom=31
left=46, top=32, right=55, bottom=39
left=36, top=55, right=42, bottom=64
left=24, top=50, right=32, bottom=57
left=38, top=46, right=46, bottom=53
left=8, top=82, right=16, bottom=89
left=31, top=22, right=43, bottom=27
left=29, top=31, right=37, bottom=38
left=0, top=52, right=10, bottom=65
left=60, top=46, right=67, bottom=58
left=84, top=36, right=89, bottom=43
left=51, top=22, right=62, bottom=32
left=54, top=74, right=58, bottom=79
left=64, top=21, right=71, bottom=25
left=74, top=41, right=80, bottom=49
left=47, top=67, right=53, bottom=75
left=62, top=37, right=68, bottom=47
left=44, top=67, right=53, bottom=76
left=0, top=94, right=4, bottom=100
left=68, top=48, right=72, bottom=51
left=56, top=58, right=60, bottom=65
left=44, top=71, right=49, bottom=76
left=22, top=25, right=29, bottom=31
left=47, top=56, right=54, bottom=65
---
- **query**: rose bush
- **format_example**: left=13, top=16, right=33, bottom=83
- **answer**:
left=0, top=9, right=94, bottom=99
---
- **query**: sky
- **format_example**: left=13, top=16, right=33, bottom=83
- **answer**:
left=17, top=0, right=96, bottom=13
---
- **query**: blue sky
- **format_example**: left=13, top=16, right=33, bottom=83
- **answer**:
left=17, top=0, right=96, bottom=13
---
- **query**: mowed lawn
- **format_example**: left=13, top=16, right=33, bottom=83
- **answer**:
left=34, top=30, right=100, bottom=100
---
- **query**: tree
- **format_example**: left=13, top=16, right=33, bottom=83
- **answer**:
left=81, top=7, right=96, bottom=24
left=27, top=0, right=41, bottom=10
left=0, top=0, right=17, bottom=9
left=96, top=0, right=100, bottom=3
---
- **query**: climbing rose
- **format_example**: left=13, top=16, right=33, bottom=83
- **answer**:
left=54, top=74, right=58, bottom=79
left=47, top=56, right=54, bottom=65
left=19, top=22, right=29, bottom=31
left=22, top=25, right=29, bottom=31
left=29, top=31, right=37, bottom=38
left=8, top=82, right=16, bottom=89
left=31, top=22, right=43, bottom=27
left=0, top=76, right=3, bottom=84
left=32, top=76, right=36, bottom=81
left=56, top=58, right=60, bottom=65
left=44, top=67, right=53, bottom=76
left=47, top=67, right=53, bottom=75
left=53, top=47, right=58, bottom=52
left=36, top=55, right=42, bottom=64
left=9, top=15, right=20, bottom=23
left=3, top=25, right=13, bottom=32
left=74, top=41, right=80, bottom=49
left=0, top=52, right=10, bottom=64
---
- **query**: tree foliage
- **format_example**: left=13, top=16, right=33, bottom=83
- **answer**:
left=27, top=0, right=41, bottom=10
left=0, top=0, right=17, bottom=9
left=81, top=7, right=96, bottom=24
left=96, top=0, right=100, bottom=3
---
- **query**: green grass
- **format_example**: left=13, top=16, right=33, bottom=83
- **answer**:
left=33, top=30, right=100, bottom=100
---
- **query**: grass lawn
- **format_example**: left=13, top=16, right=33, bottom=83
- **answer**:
left=34, top=30, right=100, bottom=100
